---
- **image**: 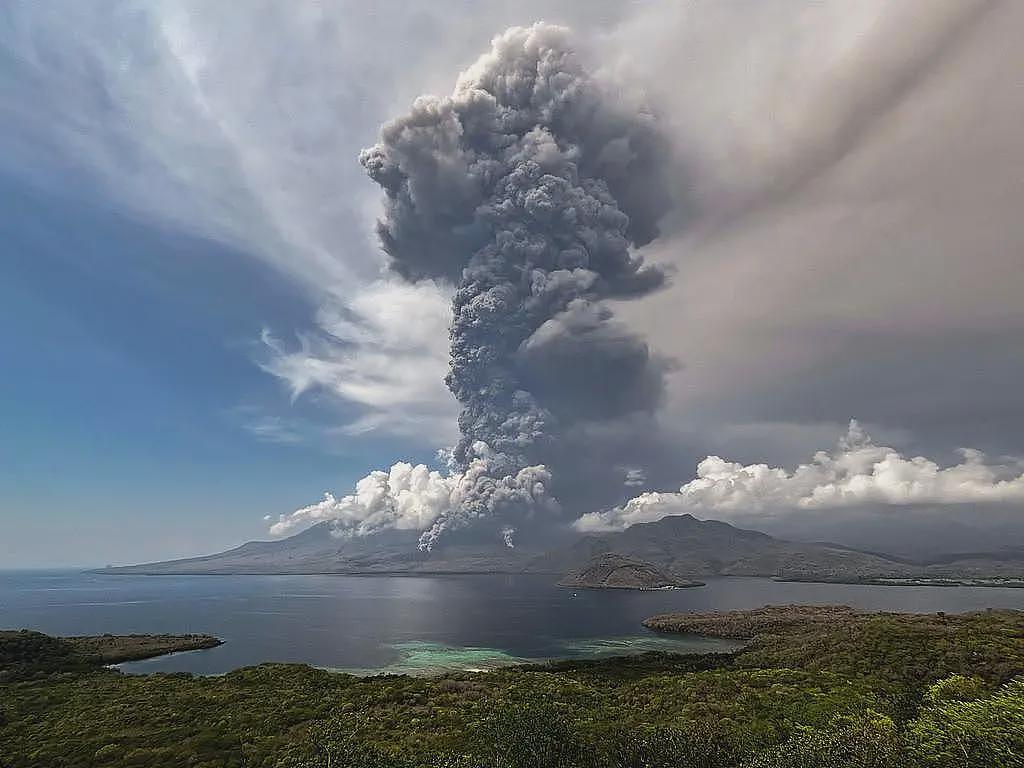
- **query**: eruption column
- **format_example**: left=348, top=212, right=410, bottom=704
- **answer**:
left=360, top=23, right=672, bottom=548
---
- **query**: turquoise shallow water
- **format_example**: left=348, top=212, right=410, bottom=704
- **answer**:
left=5, top=571, right=1024, bottom=675
left=336, top=641, right=529, bottom=676
left=337, top=634, right=739, bottom=676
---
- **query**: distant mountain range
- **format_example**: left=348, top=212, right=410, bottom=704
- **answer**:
left=99, top=514, right=1024, bottom=585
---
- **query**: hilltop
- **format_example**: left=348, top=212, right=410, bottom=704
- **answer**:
left=558, top=553, right=703, bottom=590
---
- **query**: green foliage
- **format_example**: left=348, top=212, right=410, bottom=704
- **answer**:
left=922, top=674, right=986, bottom=704
left=274, top=718, right=417, bottom=768
left=608, top=722, right=751, bottom=768
left=0, top=630, right=93, bottom=680
left=483, top=700, right=591, bottom=768
left=728, top=609, right=1024, bottom=687
left=0, top=629, right=220, bottom=682
left=740, top=711, right=907, bottom=768
left=908, top=677, right=1024, bottom=767
left=4, top=608, right=1024, bottom=767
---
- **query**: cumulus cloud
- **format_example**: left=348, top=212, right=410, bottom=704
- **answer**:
left=269, top=462, right=453, bottom=537
left=576, top=421, right=1024, bottom=532
left=268, top=451, right=555, bottom=544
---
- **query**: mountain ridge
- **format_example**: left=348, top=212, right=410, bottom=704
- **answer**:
left=97, top=513, right=1024, bottom=583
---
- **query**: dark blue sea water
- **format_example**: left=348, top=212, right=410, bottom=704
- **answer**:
left=4, top=570, right=1024, bottom=675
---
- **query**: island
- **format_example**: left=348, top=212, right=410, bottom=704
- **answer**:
left=558, top=553, right=704, bottom=590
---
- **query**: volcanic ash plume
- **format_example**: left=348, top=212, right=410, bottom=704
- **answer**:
left=276, top=23, right=672, bottom=549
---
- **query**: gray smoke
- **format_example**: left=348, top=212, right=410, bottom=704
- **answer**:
left=360, top=23, right=673, bottom=548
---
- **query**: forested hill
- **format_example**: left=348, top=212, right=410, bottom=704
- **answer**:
left=0, top=630, right=221, bottom=681
left=3, top=607, right=1024, bottom=766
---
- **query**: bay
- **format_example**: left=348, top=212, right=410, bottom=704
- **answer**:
left=4, top=570, right=1024, bottom=675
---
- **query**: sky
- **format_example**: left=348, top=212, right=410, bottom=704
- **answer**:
left=2, top=0, right=1022, bottom=567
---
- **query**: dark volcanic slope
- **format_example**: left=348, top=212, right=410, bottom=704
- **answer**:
left=558, top=553, right=701, bottom=589
left=101, top=513, right=1024, bottom=582
left=102, top=523, right=561, bottom=575
left=532, top=515, right=907, bottom=581
left=101, top=522, right=384, bottom=574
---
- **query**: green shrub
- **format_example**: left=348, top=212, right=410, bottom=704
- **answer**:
left=741, top=711, right=908, bottom=768
left=908, top=677, right=1024, bottom=767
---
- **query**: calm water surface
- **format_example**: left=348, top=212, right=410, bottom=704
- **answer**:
left=4, top=570, right=1024, bottom=675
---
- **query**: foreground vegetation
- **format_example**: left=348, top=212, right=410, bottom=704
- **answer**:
left=2, top=607, right=1023, bottom=767
left=0, top=630, right=221, bottom=682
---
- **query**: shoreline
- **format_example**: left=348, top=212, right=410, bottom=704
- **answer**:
left=91, top=569, right=1024, bottom=590
left=560, top=581, right=706, bottom=591
left=772, top=576, right=1024, bottom=588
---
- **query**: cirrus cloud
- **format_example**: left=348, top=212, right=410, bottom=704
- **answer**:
left=257, top=279, right=458, bottom=443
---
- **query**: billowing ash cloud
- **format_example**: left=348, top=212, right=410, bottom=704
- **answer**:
left=268, top=454, right=553, bottom=540
left=338, top=22, right=669, bottom=548
left=577, top=420, right=1024, bottom=532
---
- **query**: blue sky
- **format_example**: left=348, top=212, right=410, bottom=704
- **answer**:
left=1, top=171, right=440, bottom=566
left=3, top=0, right=1023, bottom=566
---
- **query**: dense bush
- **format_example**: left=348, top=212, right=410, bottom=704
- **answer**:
left=0, top=630, right=91, bottom=680
left=741, top=712, right=908, bottom=768
left=4, top=608, right=1024, bottom=767
left=908, top=677, right=1024, bottom=767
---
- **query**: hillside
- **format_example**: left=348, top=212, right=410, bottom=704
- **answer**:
left=558, top=553, right=703, bottom=590
left=99, top=513, right=1024, bottom=584
left=4, top=609, right=1024, bottom=766
left=539, top=515, right=907, bottom=581
left=100, top=523, right=555, bottom=575
left=0, top=631, right=221, bottom=682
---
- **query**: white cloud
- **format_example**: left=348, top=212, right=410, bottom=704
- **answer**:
left=576, top=421, right=1024, bottom=532
left=269, top=461, right=454, bottom=537
left=0, top=1, right=422, bottom=292
left=0, top=1, right=490, bottom=447
left=268, top=454, right=552, bottom=544
left=258, top=279, right=458, bottom=443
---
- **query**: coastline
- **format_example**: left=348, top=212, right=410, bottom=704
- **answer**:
left=772, top=576, right=1024, bottom=588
